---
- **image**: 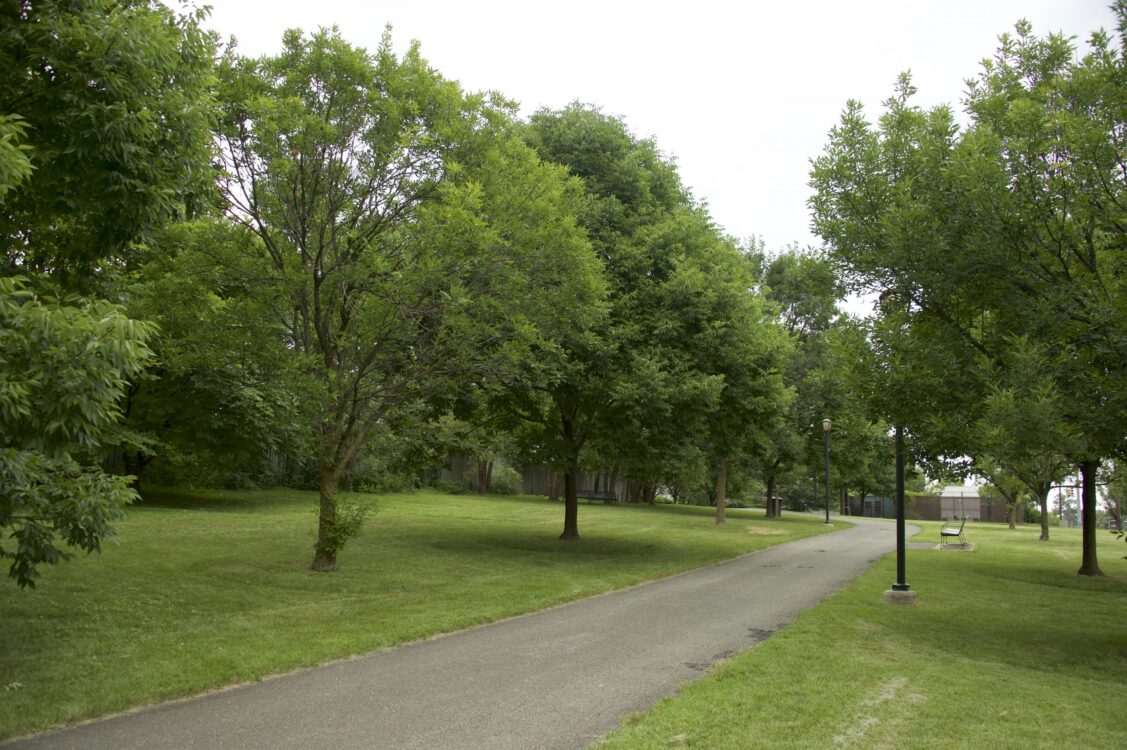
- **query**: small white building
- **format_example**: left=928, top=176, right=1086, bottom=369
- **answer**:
left=940, top=485, right=981, bottom=521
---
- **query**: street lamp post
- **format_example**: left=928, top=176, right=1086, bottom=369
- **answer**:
left=878, top=288, right=918, bottom=604
left=892, top=425, right=909, bottom=592
left=822, top=418, right=832, bottom=526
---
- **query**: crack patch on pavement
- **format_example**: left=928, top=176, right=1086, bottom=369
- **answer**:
left=747, top=627, right=775, bottom=642
left=684, top=650, right=737, bottom=672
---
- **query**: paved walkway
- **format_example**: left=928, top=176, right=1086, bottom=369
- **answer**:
left=7, top=517, right=909, bottom=750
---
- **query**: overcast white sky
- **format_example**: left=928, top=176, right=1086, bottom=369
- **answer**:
left=200, top=1, right=1118, bottom=254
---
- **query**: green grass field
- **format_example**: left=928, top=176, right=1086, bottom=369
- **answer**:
left=0, top=489, right=835, bottom=740
left=593, top=521, right=1127, bottom=750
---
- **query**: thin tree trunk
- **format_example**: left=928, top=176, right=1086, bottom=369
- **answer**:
left=765, top=474, right=777, bottom=518
left=1007, top=500, right=1016, bottom=530
left=608, top=463, right=620, bottom=501
left=1038, top=487, right=1050, bottom=541
left=548, top=471, right=559, bottom=502
left=715, top=455, right=728, bottom=525
left=311, top=466, right=340, bottom=572
left=1077, top=459, right=1104, bottom=576
left=477, top=458, right=490, bottom=492
left=645, top=484, right=657, bottom=506
left=560, top=456, right=580, bottom=540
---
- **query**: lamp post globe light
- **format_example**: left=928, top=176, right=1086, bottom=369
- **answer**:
left=822, top=418, right=831, bottom=526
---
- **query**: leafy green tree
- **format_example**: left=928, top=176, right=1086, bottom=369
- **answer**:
left=521, top=104, right=789, bottom=534
left=0, top=277, right=153, bottom=587
left=0, top=0, right=216, bottom=288
left=215, top=30, right=595, bottom=568
left=122, top=219, right=306, bottom=488
left=962, top=15, right=1126, bottom=574
left=518, top=104, right=688, bottom=538
left=971, top=340, right=1076, bottom=538
left=756, top=248, right=844, bottom=516
left=811, top=10, right=1126, bottom=574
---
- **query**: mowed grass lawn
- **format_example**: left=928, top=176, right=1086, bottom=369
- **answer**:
left=594, top=521, right=1127, bottom=750
left=0, top=488, right=836, bottom=740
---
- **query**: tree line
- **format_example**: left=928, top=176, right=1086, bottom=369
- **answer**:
left=2, top=1, right=1122, bottom=585
left=810, top=5, right=1127, bottom=574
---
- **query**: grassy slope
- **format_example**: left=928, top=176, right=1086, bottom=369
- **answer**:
left=0, top=489, right=835, bottom=739
left=594, top=522, right=1127, bottom=750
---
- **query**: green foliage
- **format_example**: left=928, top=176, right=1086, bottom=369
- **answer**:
left=312, top=499, right=372, bottom=559
left=810, top=11, right=1126, bottom=570
left=762, top=248, right=843, bottom=339
left=215, top=29, right=599, bottom=565
left=489, top=466, right=522, bottom=495
left=0, top=114, right=32, bottom=196
left=0, top=277, right=153, bottom=587
left=0, top=0, right=217, bottom=287
left=520, top=104, right=791, bottom=531
left=123, top=219, right=307, bottom=488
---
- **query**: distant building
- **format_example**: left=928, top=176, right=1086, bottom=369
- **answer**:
left=939, top=485, right=981, bottom=521
left=850, top=484, right=1018, bottom=523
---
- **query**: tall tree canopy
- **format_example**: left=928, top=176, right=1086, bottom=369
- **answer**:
left=0, top=0, right=216, bottom=288
left=810, top=9, right=1127, bottom=574
left=214, top=29, right=598, bottom=569
left=519, top=104, right=790, bottom=535
left=1, top=1, right=216, bottom=586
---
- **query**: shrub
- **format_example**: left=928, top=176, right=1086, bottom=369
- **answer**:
left=489, top=466, right=522, bottom=495
left=313, top=499, right=373, bottom=558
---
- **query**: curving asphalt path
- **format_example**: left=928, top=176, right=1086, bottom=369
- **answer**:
left=6, top=516, right=911, bottom=750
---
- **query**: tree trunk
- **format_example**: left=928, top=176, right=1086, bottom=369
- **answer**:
left=608, top=463, right=620, bottom=500
left=1007, top=500, right=1016, bottom=530
left=765, top=474, right=777, bottom=518
left=548, top=471, right=559, bottom=502
left=714, top=455, right=728, bottom=524
left=645, top=484, right=657, bottom=506
left=311, top=467, right=340, bottom=572
left=1077, top=459, right=1104, bottom=577
left=1038, top=486, right=1050, bottom=541
left=476, top=458, right=490, bottom=493
left=560, top=457, right=580, bottom=540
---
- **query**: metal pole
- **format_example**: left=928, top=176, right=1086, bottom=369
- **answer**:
left=823, top=420, right=831, bottom=525
left=893, top=425, right=909, bottom=591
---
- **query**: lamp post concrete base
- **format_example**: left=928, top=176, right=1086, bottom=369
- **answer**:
left=883, top=589, right=919, bottom=605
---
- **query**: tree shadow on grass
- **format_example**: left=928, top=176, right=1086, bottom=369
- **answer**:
left=398, top=524, right=664, bottom=563
left=135, top=487, right=313, bottom=512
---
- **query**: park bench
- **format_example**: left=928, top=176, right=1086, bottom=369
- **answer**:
left=940, top=516, right=968, bottom=547
left=579, top=490, right=618, bottom=504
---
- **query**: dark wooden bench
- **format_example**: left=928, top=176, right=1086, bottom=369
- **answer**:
left=940, top=516, right=967, bottom=546
left=579, top=490, right=618, bottom=504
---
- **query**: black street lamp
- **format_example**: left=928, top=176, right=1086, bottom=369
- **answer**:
left=892, top=425, right=909, bottom=592
left=823, top=418, right=832, bottom=526
left=878, top=289, right=918, bottom=604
